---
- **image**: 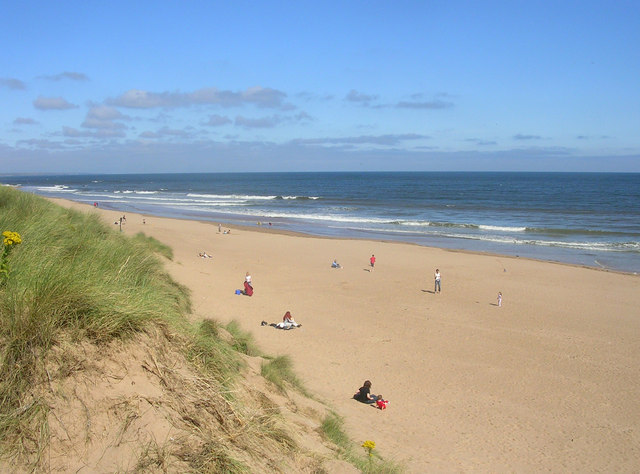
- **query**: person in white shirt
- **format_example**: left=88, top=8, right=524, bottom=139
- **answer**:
left=434, top=269, right=441, bottom=293
left=276, top=311, right=301, bottom=329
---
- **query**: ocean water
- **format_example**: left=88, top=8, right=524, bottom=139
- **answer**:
left=3, top=172, right=640, bottom=273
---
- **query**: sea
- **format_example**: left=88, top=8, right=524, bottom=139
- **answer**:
left=3, top=172, right=640, bottom=274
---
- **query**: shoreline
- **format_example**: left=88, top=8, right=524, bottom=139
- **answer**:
left=86, top=199, right=637, bottom=276
left=5, top=173, right=639, bottom=274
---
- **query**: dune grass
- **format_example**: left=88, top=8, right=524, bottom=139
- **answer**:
left=132, top=232, right=174, bottom=260
left=188, top=319, right=243, bottom=387
left=0, top=187, right=193, bottom=459
left=225, top=320, right=262, bottom=357
left=321, top=412, right=404, bottom=473
left=260, top=355, right=308, bottom=396
left=0, top=187, right=390, bottom=472
left=0, top=188, right=309, bottom=470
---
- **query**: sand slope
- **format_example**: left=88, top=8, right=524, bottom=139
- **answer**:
left=52, top=199, right=640, bottom=472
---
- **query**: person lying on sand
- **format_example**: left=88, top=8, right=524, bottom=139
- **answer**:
left=269, top=311, right=301, bottom=329
left=198, top=252, right=212, bottom=258
left=375, top=395, right=390, bottom=410
left=277, top=311, right=301, bottom=329
left=353, top=380, right=377, bottom=404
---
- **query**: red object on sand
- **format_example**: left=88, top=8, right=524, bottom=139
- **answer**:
left=376, top=399, right=389, bottom=410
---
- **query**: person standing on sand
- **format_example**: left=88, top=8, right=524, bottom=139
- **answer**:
left=497, top=291, right=502, bottom=307
left=370, top=254, right=376, bottom=271
left=243, top=272, right=253, bottom=296
left=434, top=268, right=441, bottom=293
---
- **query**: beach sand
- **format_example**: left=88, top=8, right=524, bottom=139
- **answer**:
left=51, top=198, right=640, bottom=472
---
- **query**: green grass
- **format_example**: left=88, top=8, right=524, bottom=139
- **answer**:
left=188, top=319, right=243, bottom=387
left=132, top=232, right=174, bottom=260
left=225, top=320, right=262, bottom=357
left=321, top=412, right=404, bottom=473
left=260, top=355, right=307, bottom=395
left=0, top=188, right=191, bottom=460
left=0, top=187, right=386, bottom=471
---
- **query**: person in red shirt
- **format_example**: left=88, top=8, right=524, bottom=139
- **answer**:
left=369, top=254, right=376, bottom=271
left=375, top=395, right=389, bottom=410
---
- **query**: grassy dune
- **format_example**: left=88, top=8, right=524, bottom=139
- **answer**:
left=0, top=187, right=401, bottom=472
left=0, top=187, right=191, bottom=462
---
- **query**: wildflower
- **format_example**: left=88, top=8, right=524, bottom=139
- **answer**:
left=1, top=230, right=22, bottom=286
left=362, top=439, right=376, bottom=457
left=2, top=230, right=22, bottom=246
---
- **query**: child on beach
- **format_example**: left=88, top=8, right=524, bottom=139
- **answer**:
left=375, top=395, right=390, bottom=410
left=497, top=291, right=502, bottom=307
left=370, top=254, right=376, bottom=271
left=434, top=268, right=441, bottom=293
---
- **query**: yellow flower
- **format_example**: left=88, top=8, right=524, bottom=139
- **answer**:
left=362, top=440, right=376, bottom=456
left=2, top=231, right=22, bottom=246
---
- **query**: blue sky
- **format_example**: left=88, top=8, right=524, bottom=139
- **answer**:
left=1, top=1, right=639, bottom=173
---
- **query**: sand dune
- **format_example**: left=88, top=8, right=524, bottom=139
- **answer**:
left=51, top=198, right=640, bottom=472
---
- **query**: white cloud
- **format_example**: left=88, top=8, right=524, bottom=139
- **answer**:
left=292, top=133, right=428, bottom=147
left=234, top=115, right=284, bottom=128
left=63, top=126, right=125, bottom=138
left=13, top=117, right=38, bottom=125
left=345, top=89, right=378, bottom=104
left=106, top=86, right=290, bottom=109
left=33, top=96, right=78, bottom=110
left=205, top=114, right=232, bottom=126
left=80, top=105, right=128, bottom=130
left=514, top=134, right=542, bottom=140
left=86, top=104, right=125, bottom=121
left=396, top=99, right=453, bottom=109
left=39, top=72, right=90, bottom=82
left=0, top=78, right=26, bottom=90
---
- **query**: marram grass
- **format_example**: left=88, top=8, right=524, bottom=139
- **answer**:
left=260, top=355, right=308, bottom=396
left=0, top=187, right=386, bottom=472
left=321, top=412, right=404, bottom=473
left=0, top=187, right=191, bottom=459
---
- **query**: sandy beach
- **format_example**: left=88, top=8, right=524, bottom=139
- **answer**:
left=50, top=198, right=640, bottom=472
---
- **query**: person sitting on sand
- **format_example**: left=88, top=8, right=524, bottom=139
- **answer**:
left=375, top=395, right=390, bottom=410
left=243, top=280, right=253, bottom=296
left=353, top=380, right=376, bottom=404
left=276, top=311, right=301, bottom=329
left=331, top=259, right=341, bottom=269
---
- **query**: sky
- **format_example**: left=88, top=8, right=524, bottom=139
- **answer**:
left=1, top=0, right=639, bottom=174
